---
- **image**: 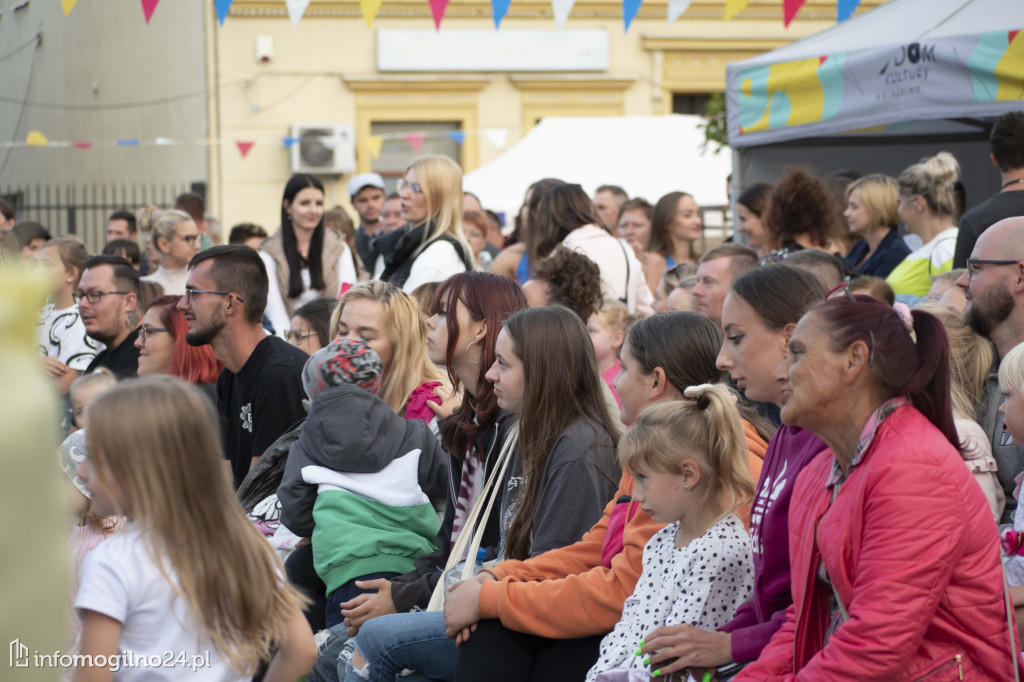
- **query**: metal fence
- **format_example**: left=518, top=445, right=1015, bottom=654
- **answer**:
left=1, top=182, right=201, bottom=254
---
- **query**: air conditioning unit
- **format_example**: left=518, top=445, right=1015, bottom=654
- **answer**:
left=289, top=123, right=356, bottom=175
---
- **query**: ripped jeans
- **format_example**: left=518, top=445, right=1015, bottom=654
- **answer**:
left=341, top=611, right=457, bottom=682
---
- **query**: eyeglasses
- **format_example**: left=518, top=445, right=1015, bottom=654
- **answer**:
left=396, top=178, right=423, bottom=195
left=966, top=258, right=1023, bottom=280
left=138, top=325, right=170, bottom=343
left=178, top=234, right=200, bottom=245
left=183, top=289, right=244, bottom=305
left=73, top=290, right=129, bottom=304
left=824, top=281, right=875, bottom=366
left=284, top=330, right=318, bottom=343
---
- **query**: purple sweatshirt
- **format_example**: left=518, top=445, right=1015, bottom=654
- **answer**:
left=719, top=425, right=826, bottom=663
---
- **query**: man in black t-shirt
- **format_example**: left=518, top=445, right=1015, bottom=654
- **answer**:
left=79, top=255, right=142, bottom=379
left=178, top=246, right=308, bottom=489
left=954, top=111, right=1024, bottom=268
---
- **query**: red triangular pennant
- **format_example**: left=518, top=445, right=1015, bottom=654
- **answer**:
left=783, top=0, right=805, bottom=27
left=429, top=0, right=449, bottom=30
left=403, top=132, right=426, bottom=153
left=73, top=142, right=92, bottom=150
left=236, top=140, right=255, bottom=158
left=141, top=0, right=160, bottom=24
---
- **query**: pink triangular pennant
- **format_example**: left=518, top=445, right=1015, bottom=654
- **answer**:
left=429, top=0, right=449, bottom=30
left=73, top=142, right=92, bottom=150
left=236, top=141, right=255, bottom=158
left=403, top=132, right=426, bottom=153
left=783, top=0, right=805, bottom=26
left=141, top=0, right=160, bottom=24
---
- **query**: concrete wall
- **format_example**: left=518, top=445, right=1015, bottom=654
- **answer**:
left=0, top=0, right=209, bottom=187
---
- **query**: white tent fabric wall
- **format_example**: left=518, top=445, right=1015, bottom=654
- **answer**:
left=463, top=115, right=732, bottom=223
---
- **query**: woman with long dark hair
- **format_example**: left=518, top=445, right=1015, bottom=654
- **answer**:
left=261, top=173, right=358, bottom=336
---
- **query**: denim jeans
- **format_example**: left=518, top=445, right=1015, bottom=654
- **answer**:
left=342, top=611, right=457, bottom=682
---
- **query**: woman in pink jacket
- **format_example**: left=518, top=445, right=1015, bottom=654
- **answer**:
left=737, top=289, right=1020, bottom=680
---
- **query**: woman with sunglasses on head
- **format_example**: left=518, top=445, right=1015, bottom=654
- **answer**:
left=133, top=295, right=223, bottom=400
left=261, top=173, right=359, bottom=338
left=735, top=292, right=1018, bottom=680
left=373, top=155, right=475, bottom=294
left=139, top=208, right=201, bottom=296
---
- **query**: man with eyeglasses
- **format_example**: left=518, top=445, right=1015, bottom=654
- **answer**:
left=78, top=255, right=143, bottom=379
left=179, top=245, right=308, bottom=490
left=955, top=216, right=1024, bottom=524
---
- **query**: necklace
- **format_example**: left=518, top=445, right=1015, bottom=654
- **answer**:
left=1001, top=177, right=1024, bottom=191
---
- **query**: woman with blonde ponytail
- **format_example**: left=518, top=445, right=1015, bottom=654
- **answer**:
left=74, top=376, right=316, bottom=681
left=886, top=152, right=962, bottom=299
left=586, top=384, right=755, bottom=681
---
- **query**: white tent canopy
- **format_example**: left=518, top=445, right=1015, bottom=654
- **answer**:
left=464, top=115, right=731, bottom=222
left=726, top=0, right=1024, bottom=148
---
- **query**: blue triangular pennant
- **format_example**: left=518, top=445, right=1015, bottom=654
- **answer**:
left=444, top=131, right=466, bottom=145
left=836, top=0, right=859, bottom=22
left=623, top=0, right=642, bottom=31
left=491, top=0, right=511, bottom=28
left=215, top=0, right=234, bottom=25
left=283, top=137, right=300, bottom=149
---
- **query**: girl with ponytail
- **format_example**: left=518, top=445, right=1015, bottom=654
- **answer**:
left=586, top=384, right=755, bottom=681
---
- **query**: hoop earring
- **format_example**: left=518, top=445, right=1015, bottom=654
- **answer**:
left=465, top=339, right=480, bottom=364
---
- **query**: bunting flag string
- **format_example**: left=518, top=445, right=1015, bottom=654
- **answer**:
left=85, top=0, right=861, bottom=29
left=783, top=0, right=806, bottom=27
left=60, top=0, right=78, bottom=16
left=3, top=128, right=520, bottom=152
left=140, top=0, right=160, bottom=24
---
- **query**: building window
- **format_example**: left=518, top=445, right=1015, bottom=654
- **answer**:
left=369, top=121, right=461, bottom=193
left=672, top=93, right=713, bottom=116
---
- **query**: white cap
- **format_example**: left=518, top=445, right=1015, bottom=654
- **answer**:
left=348, top=172, right=386, bottom=198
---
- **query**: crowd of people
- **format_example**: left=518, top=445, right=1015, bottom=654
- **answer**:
left=8, top=109, right=1024, bottom=681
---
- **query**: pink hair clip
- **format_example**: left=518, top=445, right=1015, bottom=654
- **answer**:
left=892, top=302, right=915, bottom=335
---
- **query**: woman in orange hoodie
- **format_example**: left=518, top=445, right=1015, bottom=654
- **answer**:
left=440, top=312, right=769, bottom=682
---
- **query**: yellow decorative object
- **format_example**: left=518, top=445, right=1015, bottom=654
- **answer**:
left=723, top=0, right=749, bottom=21
left=26, top=131, right=50, bottom=146
left=359, top=0, right=382, bottom=27
left=61, top=0, right=78, bottom=15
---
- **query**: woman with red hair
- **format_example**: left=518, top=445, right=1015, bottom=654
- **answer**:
left=134, top=295, right=222, bottom=391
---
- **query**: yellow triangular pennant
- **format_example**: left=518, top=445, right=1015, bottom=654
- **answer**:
left=360, top=0, right=383, bottom=27
left=723, top=0, right=748, bottom=20
left=61, top=0, right=78, bottom=15
left=26, top=131, right=49, bottom=146
left=362, top=135, right=384, bottom=160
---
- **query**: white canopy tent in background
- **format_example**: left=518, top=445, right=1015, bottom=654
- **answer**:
left=464, top=115, right=732, bottom=225
left=725, top=0, right=1024, bottom=206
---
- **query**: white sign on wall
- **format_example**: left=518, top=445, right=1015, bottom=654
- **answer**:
left=377, top=29, right=610, bottom=72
